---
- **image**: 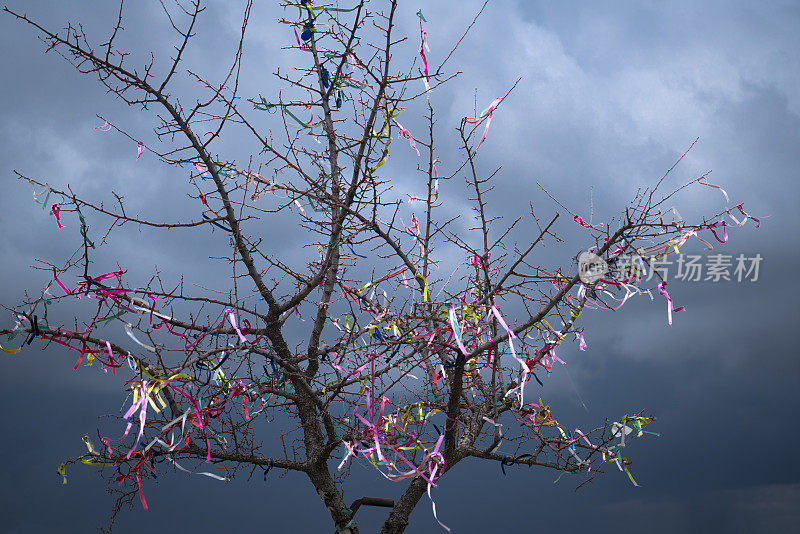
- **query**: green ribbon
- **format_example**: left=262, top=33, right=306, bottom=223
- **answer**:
left=75, top=205, right=95, bottom=249
left=306, top=189, right=332, bottom=212
left=325, top=1, right=366, bottom=13
left=96, top=308, right=128, bottom=327
left=254, top=97, right=320, bottom=137
left=57, top=463, right=68, bottom=484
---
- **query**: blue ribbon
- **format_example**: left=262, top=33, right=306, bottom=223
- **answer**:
left=530, top=371, right=544, bottom=387
left=25, top=315, right=40, bottom=345
left=203, top=214, right=233, bottom=233
left=321, top=66, right=330, bottom=89
left=501, top=454, right=532, bottom=475
left=262, top=459, right=273, bottom=481
left=346, top=241, right=367, bottom=259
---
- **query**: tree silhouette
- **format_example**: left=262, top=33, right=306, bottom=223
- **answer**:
left=1, top=1, right=759, bottom=532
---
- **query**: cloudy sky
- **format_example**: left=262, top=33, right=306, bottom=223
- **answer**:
left=1, top=1, right=798, bottom=532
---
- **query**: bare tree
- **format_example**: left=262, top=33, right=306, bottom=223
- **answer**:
left=1, top=2, right=759, bottom=532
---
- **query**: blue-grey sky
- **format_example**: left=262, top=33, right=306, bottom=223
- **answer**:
left=1, top=1, right=798, bottom=533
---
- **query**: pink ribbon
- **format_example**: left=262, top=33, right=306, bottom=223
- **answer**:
left=51, top=205, right=63, bottom=228
left=51, top=267, right=124, bottom=296
left=706, top=221, right=729, bottom=243
left=168, top=384, right=211, bottom=462
left=728, top=204, right=761, bottom=228
left=227, top=310, right=249, bottom=343
left=425, top=434, right=449, bottom=532
left=292, top=27, right=312, bottom=52
left=448, top=304, right=469, bottom=356
left=699, top=176, right=729, bottom=203
left=574, top=215, right=603, bottom=229
left=464, top=97, right=503, bottom=152
left=657, top=281, right=685, bottom=326
left=487, top=305, right=529, bottom=405
left=407, top=214, right=420, bottom=235
left=576, top=330, right=587, bottom=351
left=408, top=164, right=439, bottom=204
left=102, top=381, right=151, bottom=459
left=331, top=355, right=370, bottom=377
left=104, top=341, right=119, bottom=374
left=52, top=267, right=72, bottom=295
left=338, top=72, right=374, bottom=89
left=419, top=29, right=430, bottom=91
left=394, top=119, right=420, bottom=156
left=185, top=309, right=248, bottom=350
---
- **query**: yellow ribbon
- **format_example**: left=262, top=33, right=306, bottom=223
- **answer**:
left=370, top=108, right=403, bottom=171
left=79, top=458, right=118, bottom=467
left=78, top=436, right=117, bottom=467
left=0, top=342, right=22, bottom=354
left=462, top=305, right=479, bottom=323
left=82, top=435, right=98, bottom=455
left=415, top=273, right=429, bottom=302
left=621, top=459, right=639, bottom=486
left=57, top=463, right=67, bottom=484
left=370, top=123, right=392, bottom=170
left=536, top=398, right=551, bottom=420
left=603, top=447, right=640, bottom=487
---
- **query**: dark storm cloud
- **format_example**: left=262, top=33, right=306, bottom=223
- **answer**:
left=1, top=1, right=797, bottom=532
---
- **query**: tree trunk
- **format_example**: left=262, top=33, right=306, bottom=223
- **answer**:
left=308, top=467, right=360, bottom=534
left=379, top=477, right=428, bottom=534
